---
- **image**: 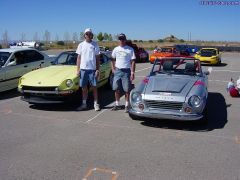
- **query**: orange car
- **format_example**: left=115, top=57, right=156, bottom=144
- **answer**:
left=149, top=46, right=181, bottom=63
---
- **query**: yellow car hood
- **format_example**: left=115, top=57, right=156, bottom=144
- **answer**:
left=21, top=65, right=77, bottom=87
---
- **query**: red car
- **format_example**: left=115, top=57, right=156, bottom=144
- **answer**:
left=126, top=41, right=149, bottom=62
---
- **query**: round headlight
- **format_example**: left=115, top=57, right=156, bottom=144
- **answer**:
left=66, top=79, right=73, bottom=88
left=131, top=92, right=142, bottom=103
left=189, top=95, right=201, bottom=107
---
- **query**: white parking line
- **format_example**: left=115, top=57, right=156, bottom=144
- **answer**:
left=212, top=69, right=240, bottom=73
left=135, top=66, right=151, bottom=73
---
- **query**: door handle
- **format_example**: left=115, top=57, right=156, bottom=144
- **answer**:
left=41, top=62, right=44, bottom=64
left=24, top=65, right=28, bottom=68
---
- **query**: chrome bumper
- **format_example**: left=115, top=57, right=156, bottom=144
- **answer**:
left=129, top=108, right=203, bottom=121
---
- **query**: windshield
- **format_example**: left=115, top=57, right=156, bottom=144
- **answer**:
left=152, top=58, right=201, bottom=76
left=0, top=52, right=11, bottom=66
left=56, top=53, right=77, bottom=65
left=200, top=49, right=216, bottom=57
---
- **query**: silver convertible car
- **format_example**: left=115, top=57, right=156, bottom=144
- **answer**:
left=129, top=57, right=209, bottom=122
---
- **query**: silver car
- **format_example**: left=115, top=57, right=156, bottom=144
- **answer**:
left=129, top=57, right=209, bottom=122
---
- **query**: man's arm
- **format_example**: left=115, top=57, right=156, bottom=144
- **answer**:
left=111, top=58, right=116, bottom=73
left=76, top=54, right=81, bottom=75
left=130, top=59, right=136, bottom=81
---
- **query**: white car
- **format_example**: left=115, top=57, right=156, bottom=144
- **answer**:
left=0, top=48, right=53, bottom=92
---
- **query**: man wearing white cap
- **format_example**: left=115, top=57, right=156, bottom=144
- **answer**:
left=76, top=28, right=100, bottom=111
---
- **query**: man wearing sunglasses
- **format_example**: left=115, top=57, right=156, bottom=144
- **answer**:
left=111, top=33, right=136, bottom=112
left=76, top=28, right=100, bottom=111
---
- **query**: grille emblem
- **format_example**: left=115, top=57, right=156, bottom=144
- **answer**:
left=38, top=81, right=41, bottom=84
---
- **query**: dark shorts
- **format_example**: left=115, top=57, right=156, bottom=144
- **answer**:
left=112, top=68, right=131, bottom=92
left=80, top=69, right=97, bottom=87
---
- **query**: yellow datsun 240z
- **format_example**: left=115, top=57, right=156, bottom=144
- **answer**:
left=18, top=51, right=112, bottom=104
left=194, top=48, right=221, bottom=65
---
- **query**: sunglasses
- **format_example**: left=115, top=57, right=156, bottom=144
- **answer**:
left=85, top=33, right=93, bottom=36
left=118, top=37, right=126, bottom=41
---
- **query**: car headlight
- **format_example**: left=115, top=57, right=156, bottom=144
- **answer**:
left=131, top=92, right=142, bottom=104
left=189, top=95, right=201, bottom=107
left=66, top=79, right=73, bottom=88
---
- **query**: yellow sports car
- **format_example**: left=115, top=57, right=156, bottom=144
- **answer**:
left=18, top=51, right=112, bottom=104
left=195, top=48, right=221, bottom=65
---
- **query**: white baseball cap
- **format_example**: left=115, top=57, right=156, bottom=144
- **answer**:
left=84, top=28, right=92, bottom=34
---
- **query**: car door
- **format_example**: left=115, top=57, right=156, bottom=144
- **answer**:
left=4, top=51, right=30, bottom=90
left=24, top=50, right=47, bottom=71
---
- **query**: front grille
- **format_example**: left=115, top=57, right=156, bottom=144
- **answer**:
left=22, top=86, right=57, bottom=91
left=144, top=100, right=183, bottom=110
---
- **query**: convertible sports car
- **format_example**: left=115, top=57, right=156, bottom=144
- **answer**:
left=129, top=57, right=209, bottom=122
left=195, top=48, right=221, bottom=65
left=18, top=51, right=112, bottom=104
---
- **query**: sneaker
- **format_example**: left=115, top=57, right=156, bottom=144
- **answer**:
left=124, top=106, right=129, bottom=113
left=76, top=104, right=87, bottom=111
left=111, top=105, right=122, bottom=111
left=94, top=103, right=100, bottom=111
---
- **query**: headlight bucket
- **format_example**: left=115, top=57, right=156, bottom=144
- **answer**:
left=189, top=95, right=201, bottom=107
left=131, top=92, right=142, bottom=104
left=66, top=79, right=73, bottom=88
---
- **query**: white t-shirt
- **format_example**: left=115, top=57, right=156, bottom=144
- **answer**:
left=112, top=45, right=136, bottom=69
left=76, top=40, right=100, bottom=70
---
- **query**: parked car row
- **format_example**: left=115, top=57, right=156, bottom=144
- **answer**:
left=1, top=47, right=211, bottom=124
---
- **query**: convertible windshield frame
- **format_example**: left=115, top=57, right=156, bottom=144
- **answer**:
left=151, top=57, right=202, bottom=76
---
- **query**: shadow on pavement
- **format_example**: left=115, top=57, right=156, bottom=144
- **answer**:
left=201, top=63, right=227, bottom=67
left=0, top=89, right=20, bottom=100
left=29, top=86, right=118, bottom=111
left=139, top=92, right=228, bottom=131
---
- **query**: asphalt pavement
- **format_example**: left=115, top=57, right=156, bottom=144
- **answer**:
left=0, top=52, right=240, bottom=180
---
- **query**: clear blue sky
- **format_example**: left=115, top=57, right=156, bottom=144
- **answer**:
left=1, top=0, right=240, bottom=41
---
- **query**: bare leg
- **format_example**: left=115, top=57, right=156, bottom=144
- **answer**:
left=82, top=86, right=88, bottom=102
left=115, top=90, right=121, bottom=102
left=92, top=86, right=98, bottom=102
left=125, top=92, right=130, bottom=103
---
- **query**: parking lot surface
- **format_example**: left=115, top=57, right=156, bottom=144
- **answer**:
left=0, top=52, right=240, bottom=180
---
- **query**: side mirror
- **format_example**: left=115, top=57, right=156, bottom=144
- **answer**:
left=7, top=61, right=16, bottom=66
left=196, top=52, right=199, bottom=55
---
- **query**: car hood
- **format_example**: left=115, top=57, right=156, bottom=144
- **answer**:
left=144, top=75, right=197, bottom=97
left=21, top=65, right=77, bottom=87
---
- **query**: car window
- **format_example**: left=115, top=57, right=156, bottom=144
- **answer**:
left=57, top=53, right=69, bottom=64
left=24, top=50, right=44, bottom=63
left=14, top=51, right=26, bottom=65
left=65, top=54, right=77, bottom=65
left=0, top=52, right=11, bottom=66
